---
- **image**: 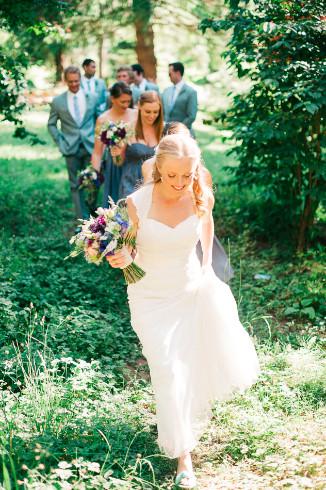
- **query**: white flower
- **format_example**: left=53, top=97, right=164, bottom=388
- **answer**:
left=69, top=236, right=75, bottom=244
left=105, top=209, right=114, bottom=218
left=58, top=462, right=72, bottom=470
left=86, top=462, right=100, bottom=473
left=96, top=207, right=104, bottom=216
left=92, top=171, right=97, bottom=180
left=58, top=481, right=73, bottom=489
left=240, top=445, right=249, bottom=454
left=54, top=468, right=73, bottom=480
left=105, top=222, right=115, bottom=232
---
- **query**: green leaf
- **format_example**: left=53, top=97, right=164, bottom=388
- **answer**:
left=2, top=461, right=11, bottom=490
left=301, top=298, right=313, bottom=307
left=284, top=307, right=299, bottom=316
left=305, top=102, right=319, bottom=114
left=301, top=307, right=316, bottom=319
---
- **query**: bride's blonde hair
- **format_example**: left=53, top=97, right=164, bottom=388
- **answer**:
left=146, top=134, right=213, bottom=216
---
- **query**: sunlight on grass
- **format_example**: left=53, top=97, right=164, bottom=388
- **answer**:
left=0, top=145, right=61, bottom=161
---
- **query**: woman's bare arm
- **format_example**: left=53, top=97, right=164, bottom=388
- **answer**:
left=200, top=195, right=215, bottom=270
left=91, top=116, right=106, bottom=171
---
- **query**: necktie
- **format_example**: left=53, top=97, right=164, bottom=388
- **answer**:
left=87, top=80, right=91, bottom=92
left=168, top=86, right=176, bottom=114
left=74, top=95, right=81, bottom=126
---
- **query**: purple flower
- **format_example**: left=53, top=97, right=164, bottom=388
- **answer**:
left=91, top=216, right=106, bottom=233
left=116, top=128, right=126, bottom=138
left=100, top=132, right=114, bottom=146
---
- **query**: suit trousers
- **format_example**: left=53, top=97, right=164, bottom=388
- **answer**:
left=65, top=143, right=97, bottom=219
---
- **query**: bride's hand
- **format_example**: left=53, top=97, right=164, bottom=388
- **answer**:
left=106, top=251, right=129, bottom=269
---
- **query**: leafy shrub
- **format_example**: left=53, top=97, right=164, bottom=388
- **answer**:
left=200, top=0, right=326, bottom=250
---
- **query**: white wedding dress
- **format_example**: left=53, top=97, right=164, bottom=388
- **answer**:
left=127, top=183, right=260, bottom=459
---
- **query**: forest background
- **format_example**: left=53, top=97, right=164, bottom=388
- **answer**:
left=0, top=0, right=326, bottom=488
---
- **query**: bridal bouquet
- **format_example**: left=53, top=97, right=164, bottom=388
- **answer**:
left=66, top=199, right=146, bottom=285
left=98, top=120, right=134, bottom=165
left=78, top=165, right=105, bottom=200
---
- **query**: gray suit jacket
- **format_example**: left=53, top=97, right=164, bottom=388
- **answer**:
left=81, top=77, right=107, bottom=111
left=143, top=80, right=160, bottom=96
left=162, top=82, right=197, bottom=130
left=48, top=91, right=101, bottom=156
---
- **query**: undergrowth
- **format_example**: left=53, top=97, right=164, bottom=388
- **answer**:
left=0, top=110, right=325, bottom=488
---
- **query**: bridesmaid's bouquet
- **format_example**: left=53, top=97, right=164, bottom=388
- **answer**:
left=98, top=120, right=134, bottom=165
left=78, top=165, right=105, bottom=200
left=65, top=199, right=146, bottom=285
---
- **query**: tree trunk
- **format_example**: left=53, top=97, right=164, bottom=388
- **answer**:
left=135, top=20, right=157, bottom=81
left=297, top=194, right=319, bottom=252
left=98, top=36, right=104, bottom=79
left=55, top=46, right=64, bottom=84
left=133, top=0, right=157, bottom=81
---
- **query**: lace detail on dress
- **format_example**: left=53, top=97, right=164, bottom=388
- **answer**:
left=128, top=183, right=154, bottom=222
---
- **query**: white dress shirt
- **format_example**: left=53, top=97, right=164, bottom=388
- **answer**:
left=138, top=78, right=147, bottom=92
left=82, top=75, right=96, bottom=93
left=170, top=79, right=185, bottom=107
left=67, top=89, right=86, bottom=124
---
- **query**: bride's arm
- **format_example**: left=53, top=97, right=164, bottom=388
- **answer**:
left=106, top=198, right=139, bottom=269
left=200, top=197, right=214, bottom=271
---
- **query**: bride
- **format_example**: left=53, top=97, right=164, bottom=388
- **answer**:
left=107, top=134, right=260, bottom=488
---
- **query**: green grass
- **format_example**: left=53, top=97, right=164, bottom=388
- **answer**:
left=0, top=108, right=326, bottom=489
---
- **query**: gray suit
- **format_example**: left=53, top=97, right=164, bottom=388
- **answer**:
left=162, top=82, right=197, bottom=131
left=81, top=77, right=107, bottom=112
left=138, top=80, right=160, bottom=97
left=48, top=91, right=101, bottom=219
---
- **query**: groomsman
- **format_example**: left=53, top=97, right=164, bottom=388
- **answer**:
left=105, top=65, right=142, bottom=107
left=48, top=66, right=102, bottom=226
left=162, top=62, right=197, bottom=133
left=81, top=58, right=107, bottom=112
left=131, top=63, right=160, bottom=95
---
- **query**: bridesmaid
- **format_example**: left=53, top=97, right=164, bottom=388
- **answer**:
left=91, top=82, right=138, bottom=205
left=110, top=90, right=164, bottom=199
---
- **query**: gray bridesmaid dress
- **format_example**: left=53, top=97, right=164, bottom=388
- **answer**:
left=119, top=142, right=155, bottom=200
left=102, top=152, right=122, bottom=207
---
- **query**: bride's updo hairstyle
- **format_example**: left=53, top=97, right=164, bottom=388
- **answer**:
left=149, top=134, right=213, bottom=217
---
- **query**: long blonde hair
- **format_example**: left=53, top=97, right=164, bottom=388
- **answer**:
left=147, top=134, right=213, bottom=216
left=135, top=91, right=164, bottom=143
